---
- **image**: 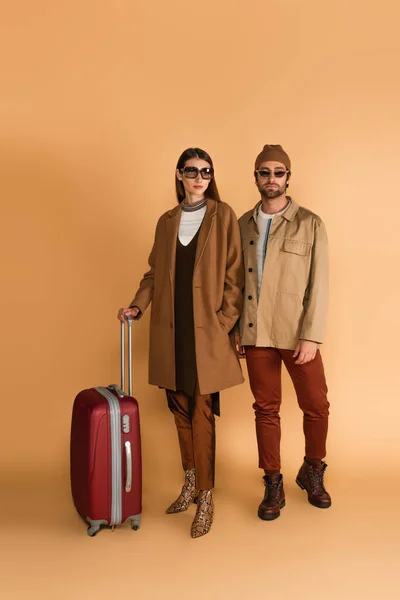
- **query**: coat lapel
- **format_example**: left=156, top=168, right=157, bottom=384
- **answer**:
left=194, top=199, right=217, bottom=270
left=165, top=204, right=182, bottom=286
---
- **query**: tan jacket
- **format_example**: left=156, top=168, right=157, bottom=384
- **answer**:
left=130, top=199, right=244, bottom=395
left=238, top=199, right=329, bottom=350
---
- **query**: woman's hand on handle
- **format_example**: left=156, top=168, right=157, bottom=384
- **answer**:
left=117, top=307, right=140, bottom=324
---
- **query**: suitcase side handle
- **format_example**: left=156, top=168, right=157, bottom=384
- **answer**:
left=120, top=317, right=133, bottom=396
left=125, top=441, right=132, bottom=493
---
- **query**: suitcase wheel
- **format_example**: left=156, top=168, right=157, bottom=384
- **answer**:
left=129, top=515, right=141, bottom=531
left=87, top=525, right=101, bottom=537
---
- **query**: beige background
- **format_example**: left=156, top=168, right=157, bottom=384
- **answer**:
left=1, top=1, right=399, bottom=598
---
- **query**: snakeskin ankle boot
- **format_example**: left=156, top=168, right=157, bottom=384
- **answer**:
left=165, top=468, right=198, bottom=514
left=191, top=489, right=214, bottom=538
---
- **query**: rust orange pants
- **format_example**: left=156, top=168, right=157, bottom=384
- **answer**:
left=245, top=346, right=330, bottom=473
left=166, top=388, right=215, bottom=489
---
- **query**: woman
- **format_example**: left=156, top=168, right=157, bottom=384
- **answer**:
left=118, top=147, right=244, bottom=538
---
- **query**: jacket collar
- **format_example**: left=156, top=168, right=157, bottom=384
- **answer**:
left=250, top=197, right=299, bottom=223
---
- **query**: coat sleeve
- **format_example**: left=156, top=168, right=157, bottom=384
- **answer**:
left=217, top=206, right=244, bottom=333
left=128, top=219, right=160, bottom=318
left=299, top=220, right=329, bottom=343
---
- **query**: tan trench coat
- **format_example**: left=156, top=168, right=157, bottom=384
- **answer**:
left=130, top=199, right=244, bottom=395
left=238, top=199, right=329, bottom=350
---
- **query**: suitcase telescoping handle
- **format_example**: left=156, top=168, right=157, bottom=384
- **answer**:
left=120, top=316, right=133, bottom=396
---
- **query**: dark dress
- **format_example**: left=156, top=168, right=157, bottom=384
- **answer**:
left=174, top=229, right=199, bottom=397
left=172, top=225, right=220, bottom=416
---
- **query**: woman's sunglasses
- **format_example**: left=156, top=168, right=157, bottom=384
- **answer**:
left=255, top=169, right=289, bottom=179
left=180, top=166, right=214, bottom=180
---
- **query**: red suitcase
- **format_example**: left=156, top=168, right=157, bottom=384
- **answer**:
left=70, top=318, right=142, bottom=536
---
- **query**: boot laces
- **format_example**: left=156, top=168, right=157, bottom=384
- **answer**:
left=309, top=464, right=326, bottom=493
left=265, top=477, right=280, bottom=498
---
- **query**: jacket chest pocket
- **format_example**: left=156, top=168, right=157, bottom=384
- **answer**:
left=282, top=239, right=311, bottom=256
left=280, top=239, right=312, bottom=288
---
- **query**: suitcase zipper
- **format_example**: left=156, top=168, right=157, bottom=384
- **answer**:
left=96, top=387, right=122, bottom=526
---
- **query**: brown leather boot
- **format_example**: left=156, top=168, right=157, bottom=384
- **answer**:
left=165, top=468, right=198, bottom=514
left=296, top=459, right=331, bottom=508
left=258, top=474, right=285, bottom=521
left=191, top=489, right=214, bottom=538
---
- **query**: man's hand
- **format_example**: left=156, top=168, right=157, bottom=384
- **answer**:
left=293, top=340, right=318, bottom=365
left=235, top=335, right=246, bottom=359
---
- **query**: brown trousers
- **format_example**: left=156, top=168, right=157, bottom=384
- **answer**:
left=166, top=388, right=216, bottom=490
left=245, top=346, right=329, bottom=473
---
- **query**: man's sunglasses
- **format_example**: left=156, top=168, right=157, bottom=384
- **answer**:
left=255, top=169, right=289, bottom=179
left=180, top=166, right=214, bottom=180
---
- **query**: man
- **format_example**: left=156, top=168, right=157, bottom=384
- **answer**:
left=237, top=144, right=331, bottom=521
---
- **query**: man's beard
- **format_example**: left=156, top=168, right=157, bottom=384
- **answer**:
left=259, top=184, right=285, bottom=199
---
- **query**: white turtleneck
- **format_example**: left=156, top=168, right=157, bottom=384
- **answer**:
left=178, top=200, right=207, bottom=246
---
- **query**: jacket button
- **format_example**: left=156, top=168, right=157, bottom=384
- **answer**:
left=248, top=267, right=253, bottom=272
left=250, top=240, right=254, bottom=245
left=248, top=323, right=253, bottom=327
left=248, top=295, right=253, bottom=300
